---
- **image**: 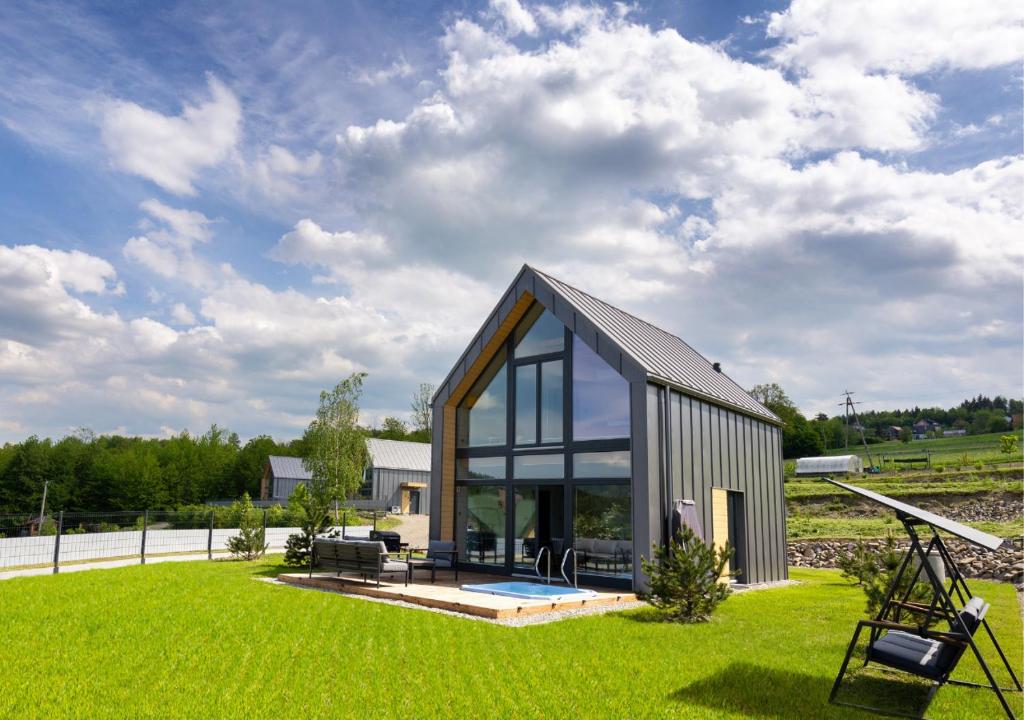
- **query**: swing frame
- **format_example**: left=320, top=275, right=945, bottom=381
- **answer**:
left=828, top=510, right=1022, bottom=719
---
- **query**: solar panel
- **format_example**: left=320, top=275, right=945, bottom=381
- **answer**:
left=824, top=478, right=1007, bottom=551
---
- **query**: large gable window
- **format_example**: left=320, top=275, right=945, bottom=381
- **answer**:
left=513, top=305, right=565, bottom=447
left=514, top=304, right=564, bottom=358
left=572, top=335, right=630, bottom=441
left=457, top=348, right=507, bottom=448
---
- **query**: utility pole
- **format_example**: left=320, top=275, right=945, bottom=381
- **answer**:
left=38, top=479, right=49, bottom=533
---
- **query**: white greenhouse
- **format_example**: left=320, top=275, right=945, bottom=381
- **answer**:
left=795, top=454, right=864, bottom=476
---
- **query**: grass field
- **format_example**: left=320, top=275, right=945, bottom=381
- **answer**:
left=0, top=558, right=1020, bottom=719
left=787, top=514, right=1024, bottom=540
left=819, top=431, right=1024, bottom=467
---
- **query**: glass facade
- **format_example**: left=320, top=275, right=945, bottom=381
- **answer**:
left=452, top=301, right=634, bottom=585
left=457, top=350, right=507, bottom=448
left=457, top=456, right=506, bottom=480
left=514, top=305, right=564, bottom=358
left=455, top=485, right=506, bottom=566
left=515, top=365, right=537, bottom=445
left=513, top=453, right=564, bottom=479
left=573, top=484, right=632, bottom=579
left=512, top=486, right=537, bottom=569
left=572, top=336, right=630, bottom=441
left=540, top=361, right=562, bottom=443
left=573, top=450, right=631, bottom=478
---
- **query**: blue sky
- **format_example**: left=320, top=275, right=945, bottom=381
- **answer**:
left=1, top=0, right=1021, bottom=443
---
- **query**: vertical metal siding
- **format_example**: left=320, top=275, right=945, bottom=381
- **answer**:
left=630, top=380, right=653, bottom=590
left=658, top=387, right=787, bottom=584
left=375, top=468, right=431, bottom=511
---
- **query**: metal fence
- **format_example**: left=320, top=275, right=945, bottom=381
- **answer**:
left=0, top=509, right=375, bottom=574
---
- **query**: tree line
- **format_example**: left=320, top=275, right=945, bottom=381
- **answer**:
left=0, top=382, right=435, bottom=515
left=750, top=384, right=1022, bottom=459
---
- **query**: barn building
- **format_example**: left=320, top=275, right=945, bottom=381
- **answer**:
left=428, top=265, right=786, bottom=590
left=261, top=438, right=430, bottom=513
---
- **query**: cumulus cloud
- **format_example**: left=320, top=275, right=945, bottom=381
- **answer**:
left=100, top=75, right=242, bottom=195
left=2, top=1, right=1021, bottom=441
left=122, top=201, right=218, bottom=287
left=767, top=0, right=1024, bottom=75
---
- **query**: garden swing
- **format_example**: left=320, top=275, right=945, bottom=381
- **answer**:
left=825, top=478, right=1022, bottom=720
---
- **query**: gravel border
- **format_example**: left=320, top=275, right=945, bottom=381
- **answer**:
left=258, top=576, right=798, bottom=626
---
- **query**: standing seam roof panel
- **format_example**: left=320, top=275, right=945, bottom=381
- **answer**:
left=533, top=268, right=779, bottom=424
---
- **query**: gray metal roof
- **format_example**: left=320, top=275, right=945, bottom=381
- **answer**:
left=267, top=455, right=311, bottom=481
left=531, top=267, right=781, bottom=424
left=365, top=438, right=431, bottom=472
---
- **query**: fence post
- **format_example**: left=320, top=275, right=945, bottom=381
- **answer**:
left=140, top=510, right=148, bottom=565
left=52, top=511, right=63, bottom=575
left=207, top=511, right=214, bottom=560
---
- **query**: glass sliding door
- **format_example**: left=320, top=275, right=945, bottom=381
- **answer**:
left=512, top=486, right=537, bottom=570
left=573, top=484, right=632, bottom=579
left=455, top=485, right=507, bottom=566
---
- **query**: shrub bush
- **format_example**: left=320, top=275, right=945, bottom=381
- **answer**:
left=226, top=494, right=268, bottom=561
left=837, top=533, right=932, bottom=616
left=640, top=525, right=733, bottom=623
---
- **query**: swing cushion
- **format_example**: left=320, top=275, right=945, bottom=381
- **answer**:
left=869, top=631, right=953, bottom=679
left=868, top=597, right=988, bottom=680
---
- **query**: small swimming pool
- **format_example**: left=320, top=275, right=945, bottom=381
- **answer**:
left=460, top=581, right=598, bottom=601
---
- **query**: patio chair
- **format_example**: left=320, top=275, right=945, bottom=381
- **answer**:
left=829, top=596, right=1010, bottom=718
left=404, top=540, right=458, bottom=583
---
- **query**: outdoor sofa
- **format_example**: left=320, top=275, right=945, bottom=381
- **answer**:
left=575, top=538, right=632, bottom=572
left=312, top=538, right=409, bottom=587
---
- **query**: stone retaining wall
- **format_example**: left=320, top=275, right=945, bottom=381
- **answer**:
left=788, top=537, right=1023, bottom=584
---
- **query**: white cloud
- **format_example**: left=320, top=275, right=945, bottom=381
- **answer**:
left=250, top=145, right=323, bottom=199
left=138, top=199, right=213, bottom=249
left=122, top=202, right=218, bottom=288
left=767, top=0, right=1024, bottom=75
left=356, top=57, right=415, bottom=85
left=170, top=303, right=197, bottom=325
left=489, top=0, right=538, bottom=36
left=100, top=75, right=242, bottom=195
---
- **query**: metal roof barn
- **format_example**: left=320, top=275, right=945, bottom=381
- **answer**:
left=795, top=455, right=864, bottom=476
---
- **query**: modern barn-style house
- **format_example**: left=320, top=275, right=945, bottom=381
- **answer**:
left=428, top=265, right=787, bottom=590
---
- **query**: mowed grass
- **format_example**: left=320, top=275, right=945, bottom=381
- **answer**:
left=1, top=559, right=1021, bottom=719
left=787, top=514, right=1024, bottom=540
left=820, top=431, right=1024, bottom=466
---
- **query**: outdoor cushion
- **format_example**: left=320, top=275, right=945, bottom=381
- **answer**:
left=427, top=540, right=456, bottom=567
left=380, top=560, right=409, bottom=573
left=955, top=596, right=987, bottom=634
left=870, top=631, right=954, bottom=680
left=593, top=539, right=618, bottom=556
left=575, top=538, right=596, bottom=553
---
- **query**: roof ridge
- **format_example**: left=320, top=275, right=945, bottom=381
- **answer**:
left=531, top=266, right=724, bottom=371
left=529, top=264, right=778, bottom=423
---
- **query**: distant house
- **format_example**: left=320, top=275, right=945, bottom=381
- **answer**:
left=259, top=438, right=431, bottom=514
left=912, top=420, right=941, bottom=440
left=943, top=428, right=967, bottom=437
left=881, top=426, right=902, bottom=441
left=363, top=438, right=431, bottom=514
left=260, top=455, right=310, bottom=503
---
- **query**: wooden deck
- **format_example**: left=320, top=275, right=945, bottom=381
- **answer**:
left=277, top=571, right=637, bottom=620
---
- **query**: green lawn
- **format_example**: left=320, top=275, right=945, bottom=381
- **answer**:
left=1, top=559, right=1020, bottom=719
left=787, top=513, right=1024, bottom=540
left=820, top=431, right=1024, bottom=466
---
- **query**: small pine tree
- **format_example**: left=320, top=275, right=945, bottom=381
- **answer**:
left=640, top=524, right=734, bottom=623
left=226, top=493, right=268, bottom=561
left=837, top=533, right=932, bottom=616
left=283, top=483, right=334, bottom=567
